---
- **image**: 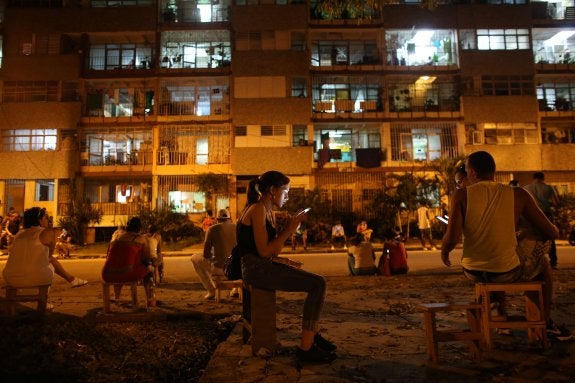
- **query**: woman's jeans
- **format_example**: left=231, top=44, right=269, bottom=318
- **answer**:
left=347, top=255, right=377, bottom=276
left=242, top=253, right=326, bottom=332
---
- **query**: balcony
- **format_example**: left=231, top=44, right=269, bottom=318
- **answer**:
left=92, top=202, right=150, bottom=217
left=160, top=0, right=231, bottom=24
left=313, top=99, right=384, bottom=120
left=80, top=150, right=153, bottom=174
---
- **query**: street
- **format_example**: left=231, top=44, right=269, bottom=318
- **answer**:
left=3, top=246, right=573, bottom=284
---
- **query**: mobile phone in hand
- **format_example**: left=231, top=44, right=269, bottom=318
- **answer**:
left=435, top=215, right=449, bottom=225
left=297, top=207, right=311, bottom=216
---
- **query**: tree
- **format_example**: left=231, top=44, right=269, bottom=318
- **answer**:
left=313, top=0, right=439, bottom=20
left=58, top=199, right=103, bottom=246
left=137, top=204, right=202, bottom=244
left=283, top=187, right=335, bottom=244
left=553, top=193, right=575, bottom=239
left=427, top=156, right=467, bottom=202
left=370, top=169, right=439, bottom=239
left=196, top=173, right=229, bottom=213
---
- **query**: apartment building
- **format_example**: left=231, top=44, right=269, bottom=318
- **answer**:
left=0, top=0, right=574, bottom=236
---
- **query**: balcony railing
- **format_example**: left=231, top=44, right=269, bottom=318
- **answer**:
left=57, top=201, right=151, bottom=217
left=81, top=150, right=153, bottom=166
left=92, top=202, right=150, bottom=216
left=161, top=4, right=230, bottom=23
left=314, top=100, right=381, bottom=113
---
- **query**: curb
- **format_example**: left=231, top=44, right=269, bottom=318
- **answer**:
left=0, top=241, right=570, bottom=261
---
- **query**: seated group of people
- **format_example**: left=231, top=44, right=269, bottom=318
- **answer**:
left=3, top=153, right=570, bottom=349
left=330, top=219, right=373, bottom=251
left=2, top=209, right=163, bottom=311
left=346, top=228, right=408, bottom=277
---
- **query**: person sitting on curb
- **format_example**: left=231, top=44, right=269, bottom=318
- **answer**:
left=55, top=228, right=73, bottom=259
left=2, top=207, right=88, bottom=297
left=380, top=228, right=408, bottom=275
left=330, top=220, right=347, bottom=250
left=347, top=234, right=377, bottom=276
left=356, top=220, right=373, bottom=242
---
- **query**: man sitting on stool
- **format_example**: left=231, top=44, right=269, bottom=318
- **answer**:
left=191, top=209, right=237, bottom=300
left=441, top=151, right=569, bottom=339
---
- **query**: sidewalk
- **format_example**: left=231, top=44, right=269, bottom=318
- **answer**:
left=198, top=240, right=574, bottom=383
left=198, top=268, right=575, bottom=383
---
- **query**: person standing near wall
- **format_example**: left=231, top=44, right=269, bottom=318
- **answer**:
left=524, top=172, right=560, bottom=269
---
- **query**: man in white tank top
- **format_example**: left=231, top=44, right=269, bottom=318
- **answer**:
left=441, top=151, right=559, bottom=324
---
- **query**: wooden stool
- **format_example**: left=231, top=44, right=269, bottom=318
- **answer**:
left=475, top=282, right=547, bottom=348
left=420, top=302, right=483, bottom=364
left=3, top=285, right=50, bottom=316
left=102, top=281, right=142, bottom=313
left=213, top=277, right=243, bottom=303
left=242, top=285, right=277, bottom=355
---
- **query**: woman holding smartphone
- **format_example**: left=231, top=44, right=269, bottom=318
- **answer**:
left=238, top=170, right=336, bottom=363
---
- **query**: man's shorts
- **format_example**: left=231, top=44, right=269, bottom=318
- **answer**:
left=516, top=237, right=550, bottom=281
left=463, top=266, right=522, bottom=283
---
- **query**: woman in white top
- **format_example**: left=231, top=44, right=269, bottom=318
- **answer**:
left=3, top=207, right=88, bottom=288
left=347, top=234, right=377, bottom=276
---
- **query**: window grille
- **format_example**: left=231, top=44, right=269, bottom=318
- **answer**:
left=482, top=75, right=534, bottom=96
left=261, top=125, right=287, bottom=136
left=3, top=81, right=58, bottom=103
left=158, top=124, right=231, bottom=165
left=390, top=122, right=459, bottom=161
left=1, top=129, right=57, bottom=151
left=477, top=29, right=530, bottom=50
left=235, top=126, right=247, bottom=136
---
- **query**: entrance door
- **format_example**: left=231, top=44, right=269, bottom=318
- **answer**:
left=4, top=179, right=25, bottom=216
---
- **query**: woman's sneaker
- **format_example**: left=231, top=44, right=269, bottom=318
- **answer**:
left=296, top=344, right=336, bottom=363
left=547, top=323, right=573, bottom=341
left=71, top=278, right=88, bottom=288
left=314, top=333, right=337, bottom=352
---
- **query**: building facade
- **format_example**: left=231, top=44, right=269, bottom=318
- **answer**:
left=0, top=0, right=574, bottom=234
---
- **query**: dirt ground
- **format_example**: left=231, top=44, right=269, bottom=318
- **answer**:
left=1, top=266, right=574, bottom=383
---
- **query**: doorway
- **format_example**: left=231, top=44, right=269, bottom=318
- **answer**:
left=4, top=179, right=25, bottom=216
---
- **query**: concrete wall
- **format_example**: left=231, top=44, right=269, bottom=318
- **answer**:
left=231, top=146, right=313, bottom=176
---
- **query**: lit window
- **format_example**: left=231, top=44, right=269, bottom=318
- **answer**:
left=1, top=129, right=57, bottom=152
left=35, top=180, right=54, bottom=202
left=476, top=29, right=529, bottom=50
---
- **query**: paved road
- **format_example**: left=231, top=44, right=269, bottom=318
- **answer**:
left=3, top=246, right=573, bottom=284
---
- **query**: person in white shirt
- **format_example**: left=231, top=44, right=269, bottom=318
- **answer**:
left=3, top=207, right=88, bottom=289
left=347, top=234, right=377, bottom=276
left=417, top=203, right=436, bottom=250
left=330, top=220, right=347, bottom=250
